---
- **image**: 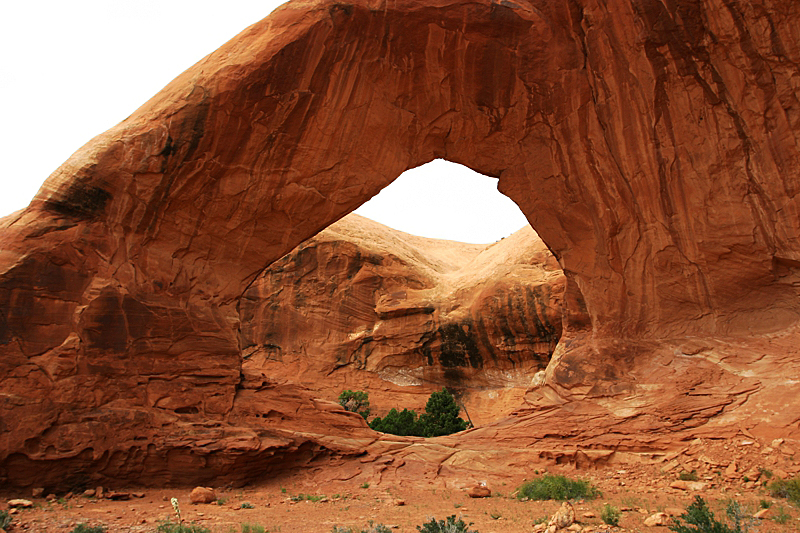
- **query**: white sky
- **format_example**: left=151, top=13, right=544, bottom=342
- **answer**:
left=1, top=1, right=529, bottom=244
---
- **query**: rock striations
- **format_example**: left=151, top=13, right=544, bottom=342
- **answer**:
left=2, top=0, right=800, bottom=487
left=240, top=214, right=563, bottom=424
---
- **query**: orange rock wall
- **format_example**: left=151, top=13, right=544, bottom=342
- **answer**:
left=2, top=0, right=800, bottom=487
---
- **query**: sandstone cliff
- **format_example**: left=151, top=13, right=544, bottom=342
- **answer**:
left=2, top=0, right=800, bottom=487
left=240, top=214, right=563, bottom=423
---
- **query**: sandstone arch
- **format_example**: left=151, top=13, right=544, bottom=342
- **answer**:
left=2, top=0, right=800, bottom=486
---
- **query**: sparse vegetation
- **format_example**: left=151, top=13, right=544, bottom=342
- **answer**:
left=773, top=506, right=791, bottom=525
left=338, top=390, right=371, bottom=419
left=290, top=493, right=325, bottom=502
left=369, top=388, right=468, bottom=437
left=669, top=496, right=750, bottom=533
left=0, top=510, right=12, bottom=530
left=416, top=515, right=478, bottom=533
left=360, top=482, right=370, bottom=489
left=331, top=522, right=391, bottom=533
left=515, top=475, right=600, bottom=501
left=240, top=501, right=255, bottom=509
left=217, top=497, right=228, bottom=505
left=69, top=525, right=106, bottom=533
left=768, top=476, right=800, bottom=505
left=241, top=524, right=266, bottom=533
left=759, top=499, right=772, bottom=509
left=679, top=470, right=699, bottom=481
left=601, top=504, right=621, bottom=526
left=156, top=520, right=211, bottom=533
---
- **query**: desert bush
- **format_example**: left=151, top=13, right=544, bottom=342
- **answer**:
left=416, top=515, right=478, bottom=533
left=370, top=388, right=467, bottom=437
left=601, top=504, right=621, bottom=526
left=679, top=470, right=699, bottom=481
left=516, top=475, right=600, bottom=501
left=773, top=506, right=791, bottom=524
left=338, top=390, right=371, bottom=419
left=331, top=522, right=391, bottom=533
left=69, top=525, right=105, bottom=533
left=369, top=408, right=420, bottom=436
left=156, top=519, right=211, bottom=533
left=241, top=524, right=266, bottom=533
left=669, top=496, right=753, bottom=533
left=240, top=501, right=255, bottom=509
left=417, top=388, right=468, bottom=437
left=0, top=510, right=12, bottom=530
left=768, top=477, right=800, bottom=505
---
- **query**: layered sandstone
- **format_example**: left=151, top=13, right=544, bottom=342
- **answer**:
left=240, top=214, right=563, bottom=423
left=2, top=0, right=800, bottom=487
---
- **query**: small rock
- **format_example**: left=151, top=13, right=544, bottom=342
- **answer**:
left=83, top=489, right=96, bottom=498
left=669, top=480, right=708, bottom=491
left=7, top=499, right=33, bottom=508
left=532, top=523, right=547, bottom=532
left=582, top=512, right=596, bottom=519
left=725, top=461, right=739, bottom=479
left=664, top=507, right=685, bottom=517
left=132, top=492, right=146, bottom=498
left=45, top=494, right=57, bottom=502
left=566, top=524, right=582, bottom=532
left=771, top=438, right=785, bottom=449
left=31, top=488, right=44, bottom=499
left=189, top=487, right=217, bottom=504
left=393, top=499, right=405, bottom=506
left=549, top=501, right=576, bottom=530
left=467, top=484, right=491, bottom=498
left=107, top=492, right=131, bottom=501
left=644, top=512, right=670, bottom=527
left=753, top=508, right=771, bottom=519
left=96, top=487, right=104, bottom=499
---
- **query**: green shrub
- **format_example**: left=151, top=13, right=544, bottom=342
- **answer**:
left=331, top=522, right=391, bottom=533
left=241, top=525, right=266, bottom=533
left=768, top=477, right=800, bottom=505
left=369, top=388, right=468, bottom=438
left=418, top=389, right=468, bottom=437
left=679, top=470, right=699, bottom=481
left=773, top=506, right=790, bottom=525
left=339, top=390, right=371, bottom=419
left=758, top=500, right=771, bottom=509
left=70, top=525, right=106, bottom=533
left=240, top=501, right=255, bottom=509
left=601, top=504, right=621, bottom=526
left=290, top=493, right=324, bottom=502
left=0, top=510, right=12, bottom=530
left=669, top=496, right=746, bottom=533
left=156, top=519, right=211, bottom=533
left=369, top=408, right=420, bottom=436
left=516, top=475, right=600, bottom=501
left=416, top=515, right=478, bottom=533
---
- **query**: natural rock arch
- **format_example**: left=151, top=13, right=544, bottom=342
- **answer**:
left=2, top=0, right=800, bottom=486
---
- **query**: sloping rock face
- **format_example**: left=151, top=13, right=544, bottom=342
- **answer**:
left=2, top=0, right=800, bottom=487
left=240, top=214, right=563, bottom=423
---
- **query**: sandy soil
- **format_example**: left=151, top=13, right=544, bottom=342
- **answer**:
left=3, top=444, right=799, bottom=533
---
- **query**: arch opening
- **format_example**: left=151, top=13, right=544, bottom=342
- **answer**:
left=238, top=160, right=566, bottom=427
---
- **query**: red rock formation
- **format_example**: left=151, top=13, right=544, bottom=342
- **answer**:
left=2, top=0, right=800, bottom=487
left=240, top=214, right=563, bottom=423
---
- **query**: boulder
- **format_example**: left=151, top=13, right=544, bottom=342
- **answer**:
left=549, top=502, right=575, bottom=530
left=467, top=484, right=492, bottom=498
left=644, top=513, right=670, bottom=527
left=189, top=487, right=217, bottom=504
left=7, top=499, right=33, bottom=508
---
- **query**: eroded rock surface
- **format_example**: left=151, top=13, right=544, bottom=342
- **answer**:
left=2, top=0, right=800, bottom=487
left=240, top=214, right=562, bottom=422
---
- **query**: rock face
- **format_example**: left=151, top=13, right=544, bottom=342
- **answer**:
left=2, top=0, right=800, bottom=486
left=240, top=214, right=563, bottom=421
